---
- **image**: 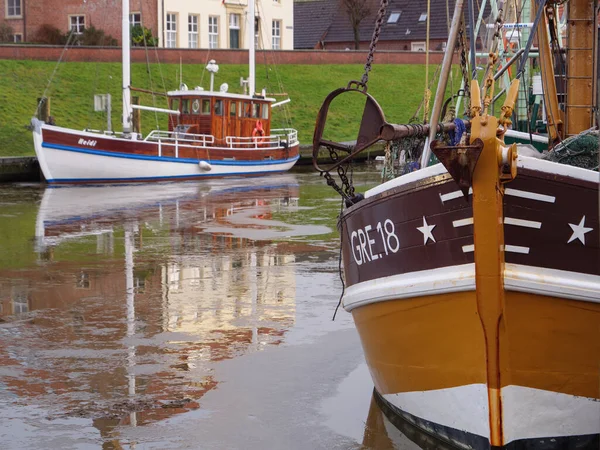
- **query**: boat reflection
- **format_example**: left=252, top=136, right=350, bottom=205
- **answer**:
left=362, top=391, right=458, bottom=450
left=0, top=175, right=308, bottom=444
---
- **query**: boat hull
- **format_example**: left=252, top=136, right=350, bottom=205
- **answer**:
left=341, top=156, right=599, bottom=448
left=32, top=120, right=299, bottom=183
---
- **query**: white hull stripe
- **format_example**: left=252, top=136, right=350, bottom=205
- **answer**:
left=42, top=142, right=299, bottom=166
left=342, top=263, right=476, bottom=311
left=453, top=217, right=473, bottom=227
left=440, top=187, right=473, bottom=204
left=504, top=217, right=542, bottom=229
left=505, top=263, right=600, bottom=303
left=343, top=263, right=600, bottom=310
left=505, top=245, right=530, bottom=254
left=382, top=384, right=600, bottom=444
left=505, top=187, right=556, bottom=203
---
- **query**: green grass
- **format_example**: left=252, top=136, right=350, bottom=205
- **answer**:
left=0, top=59, right=460, bottom=156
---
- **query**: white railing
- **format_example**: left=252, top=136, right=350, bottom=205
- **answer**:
left=272, top=128, right=299, bottom=146
left=225, top=128, right=298, bottom=149
left=144, top=130, right=215, bottom=146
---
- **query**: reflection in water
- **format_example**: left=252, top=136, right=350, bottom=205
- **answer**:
left=0, top=170, right=439, bottom=449
left=0, top=176, right=324, bottom=446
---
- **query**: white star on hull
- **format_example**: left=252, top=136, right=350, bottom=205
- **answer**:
left=567, top=215, right=593, bottom=245
left=417, top=216, right=436, bottom=245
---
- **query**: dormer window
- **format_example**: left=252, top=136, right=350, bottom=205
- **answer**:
left=387, top=12, right=401, bottom=23
left=419, top=13, right=427, bottom=22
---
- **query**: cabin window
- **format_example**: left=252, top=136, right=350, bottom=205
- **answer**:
left=214, top=99, right=224, bottom=116
left=252, top=103, right=260, bottom=118
left=171, top=98, right=180, bottom=111
left=192, top=99, right=200, bottom=114
left=181, top=98, right=190, bottom=114
left=243, top=102, right=251, bottom=117
left=202, top=99, right=211, bottom=115
left=262, top=104, right=269, bottom=120
left=230, top=101, right=237, bottom=117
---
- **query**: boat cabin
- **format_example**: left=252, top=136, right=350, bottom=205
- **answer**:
left=167, top=89, right=274, bottom=146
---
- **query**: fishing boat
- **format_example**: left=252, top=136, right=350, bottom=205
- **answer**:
left=313, top=0, right=599, bottom=448
left=30, top=0, right=299, bottom=184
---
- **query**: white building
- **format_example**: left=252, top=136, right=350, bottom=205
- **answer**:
left=158, top=0, right=293, bottom=50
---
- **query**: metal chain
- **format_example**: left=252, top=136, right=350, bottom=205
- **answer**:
left=323, top=146, right=355, bottom=202
left=359, top=0, right=390, bottom=88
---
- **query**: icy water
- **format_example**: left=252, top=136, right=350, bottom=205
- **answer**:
left=0, top=168, right=428, bottom=449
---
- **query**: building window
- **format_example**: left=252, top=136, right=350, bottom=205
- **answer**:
left=411, top=41, right=426, bottom=52
left=13, top=33, right=22, bottom=43
left=188, top=14, right=199, bottom=48
left=229, top=13, right=240, bottom=49
left=388, top=11, right=401, bottom=23
left=209, top=16, right=219, bottom=49
left=166, top=13, right=177, bottom=48
left=7, top=0, right=21, bottom=17
left=272, top=20, right=281, bottom=50
left=419, top=13, right=427, bottom=22
left=70, top=15, right=86, bottom=34
left=130, top=12, right=141, bottom=28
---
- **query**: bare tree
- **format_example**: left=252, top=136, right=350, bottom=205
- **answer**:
left=341, top=0, right=372, bottom=50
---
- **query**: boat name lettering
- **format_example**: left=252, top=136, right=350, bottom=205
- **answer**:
left=78, top=138, right=97, bottom=147
left=350, top=219, right=400, bottom=266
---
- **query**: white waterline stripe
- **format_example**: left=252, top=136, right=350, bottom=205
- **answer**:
left=505, top=188, right=556, bottom=203
left=440, top=188, right=472, bottom=203
left=504, top=217, right=542, bottom=229
left=342, top=263, right=476, bottom=311
left=453, top=217, right=474, bottom=227
left=505, top=245, right=530, bottom=254
left=462, top=244, right=474, bottom=253
left=383, top=384, right=490, bottom=440
left=502, top=385, right=600, bottom=443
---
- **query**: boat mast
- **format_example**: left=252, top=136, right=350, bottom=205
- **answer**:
left=122, top=0, right=132, bottom=133
left=421, top=0, right=466, bottom=167
left=249, top=0, right=255, bottom=97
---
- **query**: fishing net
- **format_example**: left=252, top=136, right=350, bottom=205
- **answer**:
left=543, top=128, right=599, bottom=171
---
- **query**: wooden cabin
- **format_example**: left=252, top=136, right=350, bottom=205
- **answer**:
left=167, top=89, right=274, bottom=147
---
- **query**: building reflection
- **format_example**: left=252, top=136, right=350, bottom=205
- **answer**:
left=0, top=176, right=300, bottom=446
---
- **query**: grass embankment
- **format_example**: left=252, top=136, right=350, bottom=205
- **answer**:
left=0, top=60, right=459, bottom=156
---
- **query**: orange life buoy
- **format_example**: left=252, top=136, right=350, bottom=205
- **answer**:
left=251, top=120, right=266, bottom=146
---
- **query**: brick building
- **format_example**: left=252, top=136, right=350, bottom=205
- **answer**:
left=0, top=0, right=294, bottom=50
left=0, top=0, right=157, bottom=44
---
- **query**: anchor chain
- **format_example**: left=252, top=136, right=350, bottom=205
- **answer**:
left=358, top=0, right=390, bottom=90
left=323, top=146, right=356, bottom=204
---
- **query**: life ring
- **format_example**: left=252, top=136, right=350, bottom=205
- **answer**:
left=252, top=120, right=266, bottom=146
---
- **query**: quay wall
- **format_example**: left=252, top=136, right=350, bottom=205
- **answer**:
left=0, top=45, right=454, bottom=65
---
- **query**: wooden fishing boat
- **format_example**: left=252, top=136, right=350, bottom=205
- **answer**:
left=313, top=0, right=599, bottom=448
left=30, top=0, right=299, bottom=184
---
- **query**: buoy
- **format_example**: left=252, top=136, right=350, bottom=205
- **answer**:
left=198, top=160, right=212, bottom=171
